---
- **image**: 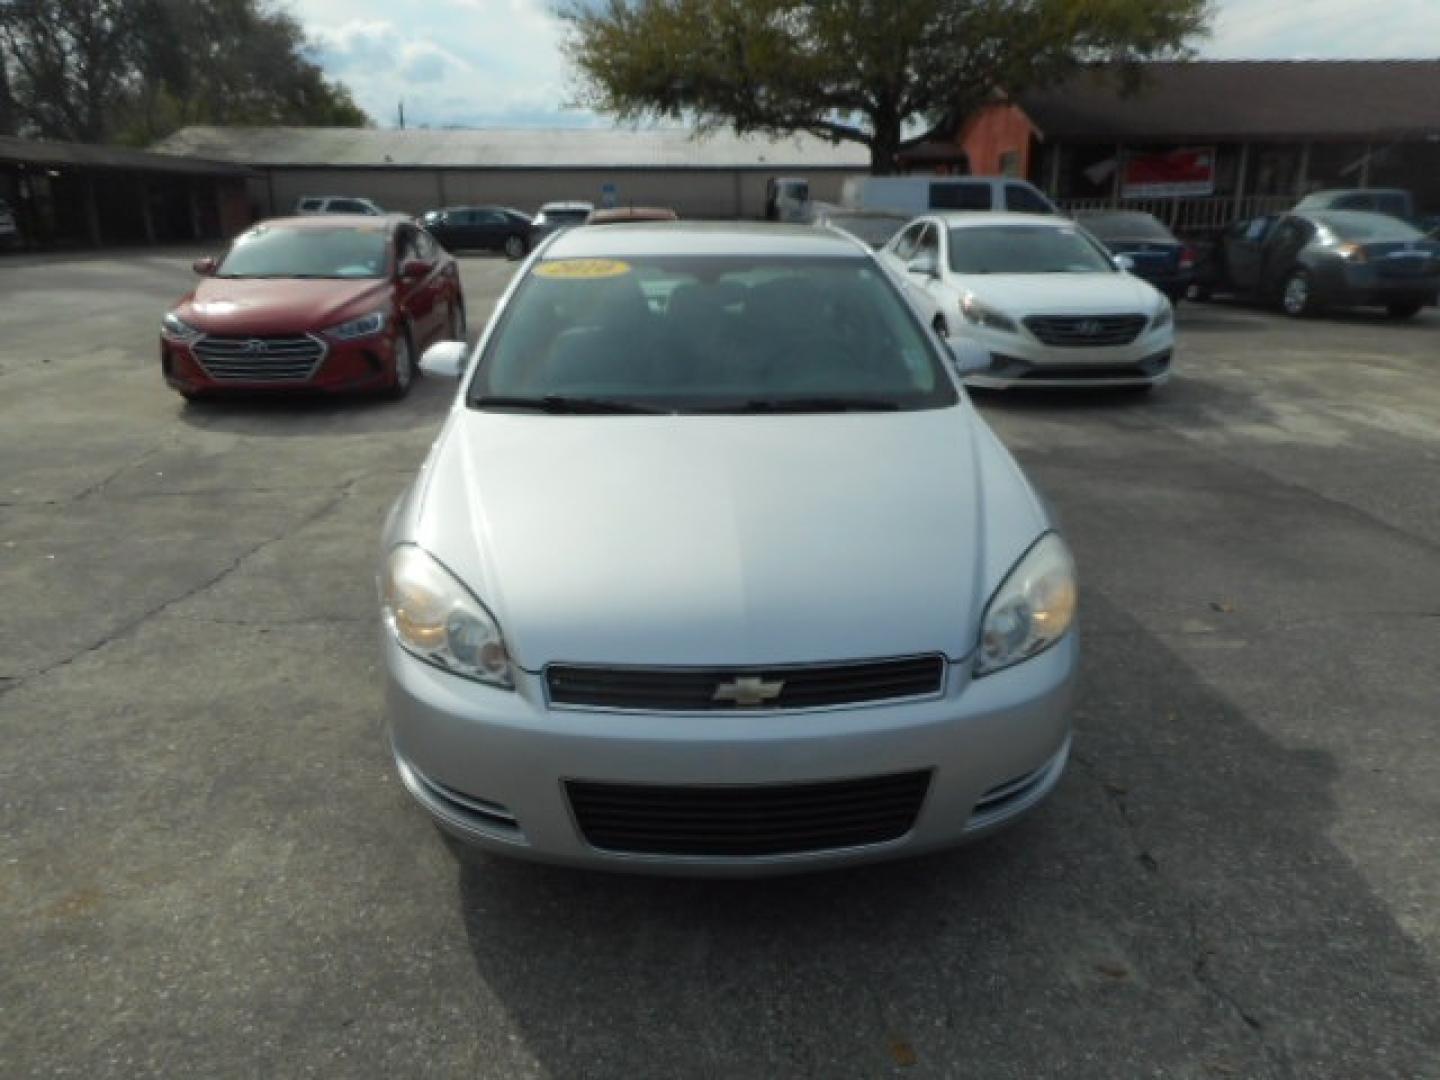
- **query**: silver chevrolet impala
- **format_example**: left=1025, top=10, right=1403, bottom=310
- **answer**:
left=380, top=223, right=1078, bottom=875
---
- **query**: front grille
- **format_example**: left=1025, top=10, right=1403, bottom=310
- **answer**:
left=567, top=771, right=932, bottom=857
left=192, top=334, right=326, bottom=381
left=1024, top=314, right=1148, bottom=347
left=546, top=656, right=945, bottom=711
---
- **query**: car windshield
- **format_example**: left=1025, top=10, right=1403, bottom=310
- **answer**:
left=217, top=225, right=389, bottom=279
left=469, top=254, right=957, bottom=413
left=1313, top=212, right=1425, bottom=242
left=949, top=225, right=1115, bottom=274
left=1078, top=213, right=1174, bottom=242
left=828, top=214, right=908, bottom=248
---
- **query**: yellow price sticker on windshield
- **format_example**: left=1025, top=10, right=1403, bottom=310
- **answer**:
left=535, top=258, right=632, bottom=280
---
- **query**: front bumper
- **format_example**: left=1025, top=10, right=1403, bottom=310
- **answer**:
left=383, top=633, right=1078, bottom=876
left=160, top=332, right=397, bottom=396
left=960, top=320, right=1175, bottom=390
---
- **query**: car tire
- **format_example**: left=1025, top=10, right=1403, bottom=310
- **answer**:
left=1189, top=283, right=1213, bottom=302
left=1281, top=270, right=1317, bottom=318
left=1386, top=300, right=1423, bottom=319
left=385, top=324, right=416, bottom=400
left=504, top=235, right=527, bottom=260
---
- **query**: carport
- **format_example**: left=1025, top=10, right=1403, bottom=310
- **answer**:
left=0, top=135, right=255, bottom=250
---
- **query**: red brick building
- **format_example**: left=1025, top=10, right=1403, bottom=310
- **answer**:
left=957, top=61, right=1440, bottom=233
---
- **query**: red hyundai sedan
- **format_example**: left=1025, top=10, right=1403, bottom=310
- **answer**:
left=160, top=215, right=465, bottom=400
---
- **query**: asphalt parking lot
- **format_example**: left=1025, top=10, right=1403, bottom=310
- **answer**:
left=3, top=248, right=1439, bottom=1078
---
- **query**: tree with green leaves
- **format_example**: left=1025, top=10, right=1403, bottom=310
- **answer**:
left=562, top=0, right=1211, bottom=174
left=0, top=0, right=368, bottom=146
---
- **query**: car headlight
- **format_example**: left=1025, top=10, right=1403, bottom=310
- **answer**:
left=327, top=310, right=387, bottom=340
left=162, top=311, right=202, bottom=340
left=381, top=545, right=513, bottom=688
left=975, top=533, right=1077, bottom=677
left=1151, top=300, right=1174, bottom=331
left=961, top=295, right=1019, bottom=333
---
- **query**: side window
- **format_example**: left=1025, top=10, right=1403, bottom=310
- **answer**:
left=396, top=226, right=422, bottom=265
left=1005, top=184, right=1051, bottom=213
left=474, top=210, right=505, bottom=225
left=299, top=198, right=322, bottom=211
left=1245, top=217, right=1274, bottom=243
left=1334, top=194, right=1371, bottom=211
left=891, top=223, right=925, bottom=261
left=330, top=199, right=369, bottom=214
left=930, top=182, right=991, bottom=211
left=415, top=230, right=438, bottom=260
left=914, top=224, right=939, bottom=264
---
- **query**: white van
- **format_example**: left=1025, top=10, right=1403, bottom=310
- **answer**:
left=843, top=176, right=1057, bottom=216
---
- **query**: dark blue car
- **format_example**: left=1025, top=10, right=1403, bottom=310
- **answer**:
left=1075, top=210, right=1194, bottom=302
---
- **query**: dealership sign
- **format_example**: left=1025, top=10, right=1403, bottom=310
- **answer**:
left=1122, top=148, right=1216, bottom=198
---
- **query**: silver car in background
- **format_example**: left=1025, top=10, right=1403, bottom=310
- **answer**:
left=380, top=223, right=1079, bottom=875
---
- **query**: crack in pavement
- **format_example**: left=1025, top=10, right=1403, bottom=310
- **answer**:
left=0, top=476, right=366, bottom=700
left=1071, top=749, right=1284, bottom=1067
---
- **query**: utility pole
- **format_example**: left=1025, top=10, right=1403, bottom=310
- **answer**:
left=398, top=100, right=406, bottom=130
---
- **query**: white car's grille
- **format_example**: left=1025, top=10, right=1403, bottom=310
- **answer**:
left=1024, top=314, right=1148, bottom=347
left=192, top=334, right=326, bottom=381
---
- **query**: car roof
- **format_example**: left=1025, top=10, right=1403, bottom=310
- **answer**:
left=928, top=211, right=1073, bottom=229
left=254, top=214, right=398, bottom=230
left=543, top=222, right=868, bottom=259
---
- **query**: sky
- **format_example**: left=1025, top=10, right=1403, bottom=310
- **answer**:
left=293, top=0, right=1440, bottom=130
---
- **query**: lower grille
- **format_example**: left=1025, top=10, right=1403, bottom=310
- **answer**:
left=546, top=656, right=945, bottom=711
left=567, top=771, right=931, bottom=857
left=193, top=334, right=326, bottom=381
left=1024, top=314, right=1148, bottom=347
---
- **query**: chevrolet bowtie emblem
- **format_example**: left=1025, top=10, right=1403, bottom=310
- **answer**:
left=713, top=676, right=785, bottom=707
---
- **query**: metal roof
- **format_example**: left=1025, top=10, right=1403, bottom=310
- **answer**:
left=150, top=125, right=871, bottom=170
left=0, top=135, right=254, bottom=176
left=1018, top=61, right=1440, bottom=143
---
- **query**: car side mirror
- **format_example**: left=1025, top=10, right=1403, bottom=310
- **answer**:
left=400, top=258, right=435, bottom=280
left=1113, top=254, right=1136, bottom=273
left=946, top=338, right=991, bottom=377
left=907, top=253, right=939, bottom=279
left=419, top=340, right=468, bottom=378
left=193, top=256, right=218, bottom=276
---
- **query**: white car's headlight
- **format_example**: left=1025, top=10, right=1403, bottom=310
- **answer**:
left=327, top=310, right=387, bottom=340
left=975, top=533, right=1077, bottom=677
left=381, top=545, right=513, bottom=688
left=1151, top=300, right=1174, bottom=331
left=961, top=295, right=1019, bottom=333
left=162, top=311, right=202, bottom=340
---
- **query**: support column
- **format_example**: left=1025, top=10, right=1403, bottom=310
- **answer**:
left=1233, top=143, right=1250, bottom=219
left=1111, top=145, right=1125, bottom=204
left=138, top=175, right=156, bottom=244
left=1047, top=142, right=1062, bottom=198
left=1358, top=144, right=1372, bottom=187
left=85, top=172, right=102, bottom=246
left=1296, top=142, right=1312, bottom=196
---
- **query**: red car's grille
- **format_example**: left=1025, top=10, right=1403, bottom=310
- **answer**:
left=192, top=334, right=326, bottom=381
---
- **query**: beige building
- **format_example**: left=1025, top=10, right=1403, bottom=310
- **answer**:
left=151, top=126, right=870, bottom=221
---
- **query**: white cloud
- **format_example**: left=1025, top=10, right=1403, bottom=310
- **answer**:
left=292, top=0, right=1440, bottom=129
left=1203, top=0, right=1440, bottom=58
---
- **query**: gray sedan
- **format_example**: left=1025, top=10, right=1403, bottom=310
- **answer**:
left=379, top=223, right=1078, bottom=875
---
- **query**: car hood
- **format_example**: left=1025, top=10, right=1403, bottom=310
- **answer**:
left=959, top=273, right=1159, bottom=314
left=179, top=277, right=390, bottom=335
left=406, top=407, right=1050, bottom=670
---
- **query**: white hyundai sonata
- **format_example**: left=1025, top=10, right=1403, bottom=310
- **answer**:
left=379, top=223, right=1078, bottom=875
left=881, top=212, right=1175, bottom=389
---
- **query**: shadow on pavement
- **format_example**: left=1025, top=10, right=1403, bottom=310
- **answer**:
left=173, top=374, right=455, bottom=437
left=451, top=593, right=1440, bottom=1077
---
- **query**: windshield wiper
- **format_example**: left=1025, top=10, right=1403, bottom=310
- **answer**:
left=702, top=397, right=901, bottom=414
left=473, top=395, right=669, bottom=415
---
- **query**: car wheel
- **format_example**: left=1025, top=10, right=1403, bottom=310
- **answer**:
left=1281, top=270, right=1316, bottom=317
left=385, top=325, right=416, bottom=400
left=1386, top=300, right=1423, bottom=319
left=447, top=295, right=468, bottom=342
left=1189, top=283, right=1213, bottom=302
left=504, top=235, right=527, bottom=260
